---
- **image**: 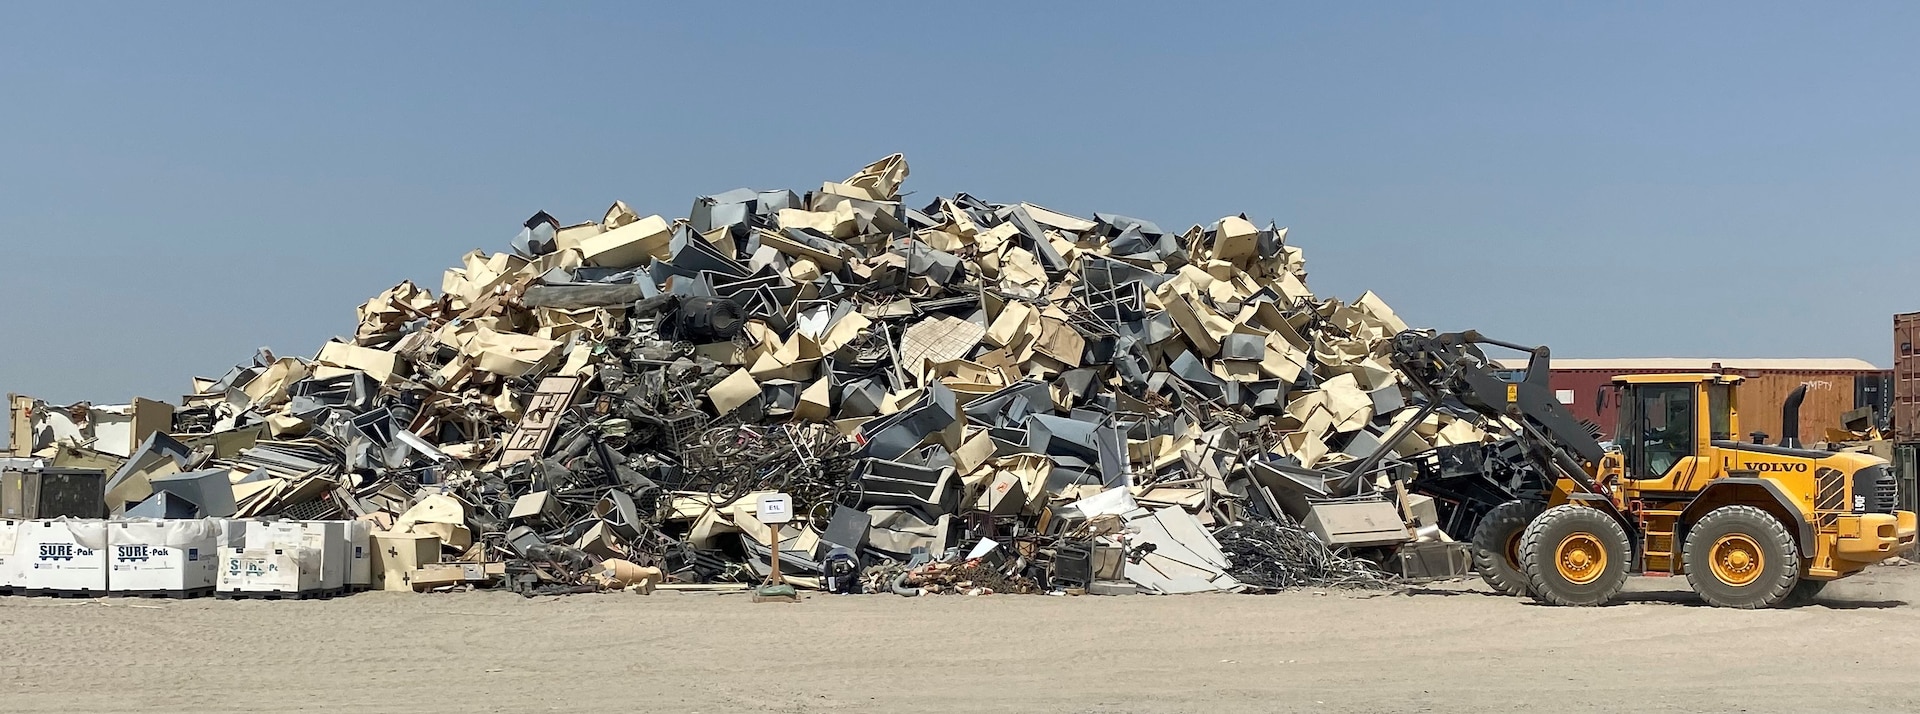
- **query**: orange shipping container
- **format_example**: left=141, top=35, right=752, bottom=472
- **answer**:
left=1500, top=358, right=1886, bottom=446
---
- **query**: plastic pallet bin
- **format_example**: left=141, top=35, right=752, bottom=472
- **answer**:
left=0, top=519, right=21, bottom=591
left=105, top=519, right=220, bottom=596
left=246, top=521, right=347, bottom=594
left=19, top=519, right=109, bottom=595
left=217, top=546, right=321, bottom=597
left=345, top=520, right=373, bottom=590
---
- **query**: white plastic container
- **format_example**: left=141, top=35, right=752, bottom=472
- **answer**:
left=217, top=546, right=320, bottom=596
left=215, top=518, right=250, bottom=548
left=19, top=519, right=109, bottom=594
left=106, top=520, right=220, bottom=595
left=346, top=520, right=372, bottom=590
left=246, top=521, right=346, bottom=593
left=0, top=519, right=21, bottom=590
left=299, top=521, right=350, bottom=592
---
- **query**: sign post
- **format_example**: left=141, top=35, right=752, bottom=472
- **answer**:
left=752, top=493, right=797, bottom=603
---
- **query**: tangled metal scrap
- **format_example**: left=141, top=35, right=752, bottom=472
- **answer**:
left=1214, top=514, right=1397, bottom=591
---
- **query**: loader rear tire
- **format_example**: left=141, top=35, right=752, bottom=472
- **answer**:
left=1471, top=500, right=1545, bottom=596
left=1683, top=505, right=1799, bottom=609
left=1521, top=504, right=1631, bottom=607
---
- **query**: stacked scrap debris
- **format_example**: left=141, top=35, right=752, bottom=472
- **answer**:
left=6, top=154, right=1513, bottom=595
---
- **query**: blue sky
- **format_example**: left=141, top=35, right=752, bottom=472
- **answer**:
left=3, top=3, right=1916, bottom=408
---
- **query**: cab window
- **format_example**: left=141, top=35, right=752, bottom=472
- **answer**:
left=1623, top=384, right=1695, bottom=479
left=1707, top=384, right=1731, bottom=442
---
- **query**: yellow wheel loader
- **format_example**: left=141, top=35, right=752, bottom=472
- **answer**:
left=1385, top=331, right=1916, bottom=608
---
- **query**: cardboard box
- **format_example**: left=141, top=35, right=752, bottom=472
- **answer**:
left=106, top=520, right=219, bottom=594
left=18, top=519, right=109, bottom=593
left=371, top=531, right=441, bottom=592
left=218, top=546, right=320, bottom=595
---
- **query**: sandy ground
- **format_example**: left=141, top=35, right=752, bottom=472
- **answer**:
left=2, top=565, right=1918, bottom=714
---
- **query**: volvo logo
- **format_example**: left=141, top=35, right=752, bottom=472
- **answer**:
left=1723, top=458, right=1808, bottom=473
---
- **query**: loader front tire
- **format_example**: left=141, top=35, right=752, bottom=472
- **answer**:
left=1521, top=504, right=1631, bottom=606
left=1779, top=578, right=1826, bottom=608
left=1683, top=505, right=1800, bottom=609
left=1472, top=500, right=1545, bottom=596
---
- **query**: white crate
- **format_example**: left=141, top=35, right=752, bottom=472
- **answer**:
left=245, top=521, right=346, bottom=592
left=0, top=519, right=20, bottom=589
left=217, top=546, right=320, bottom=595
left=106, top=520, right=220, bottom=594
left=215, top=518, right=250, bottom=548
left=346, top=520, right=372, bottom=590
left=299, top=521, right=349, bottom=592
left=19, top=519, right=109, bottom=594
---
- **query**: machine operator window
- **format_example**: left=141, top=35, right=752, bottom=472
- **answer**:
left=1630, top=384, right=1695, bottom=478
left=1707, top=384, right=1731, bottom=442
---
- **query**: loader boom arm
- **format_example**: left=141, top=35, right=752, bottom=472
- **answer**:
left=1385, top=330, right=1609, bottom=501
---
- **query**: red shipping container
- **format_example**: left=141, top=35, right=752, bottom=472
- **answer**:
left=1897, top=312, right=1920, bottom=443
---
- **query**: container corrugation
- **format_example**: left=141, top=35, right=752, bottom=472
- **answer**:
left=1896, top=312, right=1920, bottom=443
left=1548, top=367, right=1873, bottom=445
left=1895, top=443, right=1918, bottom=514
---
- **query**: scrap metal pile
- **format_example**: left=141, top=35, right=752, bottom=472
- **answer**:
left=12, top=154, right=1517, bottom=595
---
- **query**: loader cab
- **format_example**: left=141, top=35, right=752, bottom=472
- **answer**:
left=1612, top=374, right=1740, bottom=486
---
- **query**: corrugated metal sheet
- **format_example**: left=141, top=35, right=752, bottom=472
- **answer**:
left=1896, top=443, right=1918, bottom=515
left=1542, top=367, right=1867, bottom=445
left=1897, top=312, right=1920, bottom=443
left=1496, top=357, right=1883, bottom=372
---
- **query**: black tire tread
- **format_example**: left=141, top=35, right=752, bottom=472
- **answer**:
left=1779, top=578, right=1826, bottom=608
left=1521, top=504, right=1632, bottom=607
left=1471, top=500, right=1545, bottom=597
left=1682, top=505, right=1799, bottom=609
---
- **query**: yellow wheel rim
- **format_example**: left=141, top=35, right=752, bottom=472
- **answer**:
left=1709, top=534, right=1764, bottom=586
left=1504, top=531, right=1524, bottom=570
left=1555, top=533, right=1608, bottom=585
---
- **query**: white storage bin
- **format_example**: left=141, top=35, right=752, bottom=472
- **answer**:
left=19, top=519, right=109, bottom=594
left=299, top=521, right=350, bottom=592
left=106, top=519, right=220, bottom=595
left=217, top=546, right=320, bottom=597
left=346, top=520, right=372, bottom=590
left=246, top=520, right=346, bottom=592
left=215, top=518, right=250, bottom=548
left=0, top=519, right=21, bottom=590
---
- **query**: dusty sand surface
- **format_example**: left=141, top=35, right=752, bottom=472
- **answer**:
left=3, top=564, right=1918, bottom=714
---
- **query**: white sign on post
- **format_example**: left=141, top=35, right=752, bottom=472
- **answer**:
left=756, top=493, right=793, bottom=525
